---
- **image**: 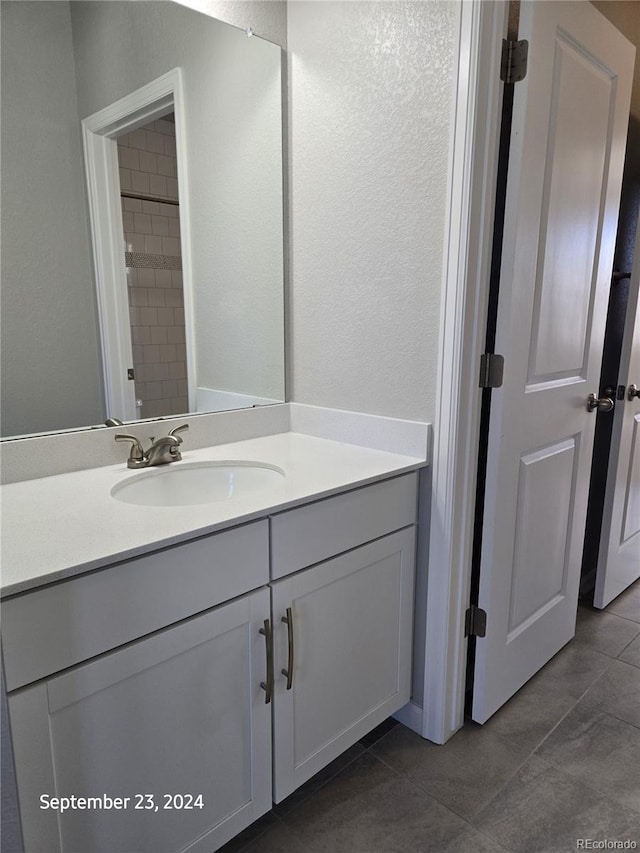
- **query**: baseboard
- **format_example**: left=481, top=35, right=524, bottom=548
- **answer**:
left=393, top=700, right=424, bottom=735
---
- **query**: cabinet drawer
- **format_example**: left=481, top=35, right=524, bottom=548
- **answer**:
left=2, top=520, right=268, bottom=692
left=270, top=472, right=417, bottom=579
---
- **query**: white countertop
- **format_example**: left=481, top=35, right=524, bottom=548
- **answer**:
left=0, top=432, right=426, bottom=597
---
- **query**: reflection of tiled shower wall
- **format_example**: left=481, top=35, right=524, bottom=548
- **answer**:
left=117, top=117, right=188, bottom=419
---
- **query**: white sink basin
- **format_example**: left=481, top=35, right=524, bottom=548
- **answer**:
left=111, top=461, right=286, bottom=507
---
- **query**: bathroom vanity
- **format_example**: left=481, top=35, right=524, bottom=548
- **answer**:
left=1, top=432, right=423, bottom=853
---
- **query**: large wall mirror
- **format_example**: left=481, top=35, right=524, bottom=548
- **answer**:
left=0, top=0, right=284, bottom=440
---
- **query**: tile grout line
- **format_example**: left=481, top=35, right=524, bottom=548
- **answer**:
left=368, top=735, right=530, bottom=841
left=531, top=655, right=618, bottom=755
left=537, top=731, right=640, bottom=817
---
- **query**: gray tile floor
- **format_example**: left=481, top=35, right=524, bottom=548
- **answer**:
left=222, top=580, right=640, bottom=853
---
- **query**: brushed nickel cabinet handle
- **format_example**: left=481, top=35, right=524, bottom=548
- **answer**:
left=259, top=619, right=273, bottom=704
left=281, top=607, right=294, bottom=690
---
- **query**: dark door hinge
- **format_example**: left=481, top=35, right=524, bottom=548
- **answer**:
left=127, top=368, right=135, bottom=381
left=501, top=39, right=529, bottom=84
left=479, top=353, right=504, bottom=389
left=465, top=605, right=487, bottom=638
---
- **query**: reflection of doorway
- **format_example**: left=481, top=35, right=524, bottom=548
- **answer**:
left=82, top=69, right=194, bottom=423
left=117, top=116, right=188, bottom=420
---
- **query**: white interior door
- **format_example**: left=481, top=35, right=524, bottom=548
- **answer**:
left=595, top=217, right=640, bottom=608
left=472, top=0, right=635, bottom=724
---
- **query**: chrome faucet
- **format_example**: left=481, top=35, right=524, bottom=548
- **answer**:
left=115, top=424, right=189, bottom=469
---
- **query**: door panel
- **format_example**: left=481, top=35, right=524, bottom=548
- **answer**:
left=529, top=34, right=613, bottom=383
left=595, top=217, right=640, bottom=607
left=472, top=1, right=634, bottom=724
left=509, top=439, right=575, bottom=635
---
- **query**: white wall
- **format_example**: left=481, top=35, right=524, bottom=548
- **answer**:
left=0, top=2, right=105, bottom=437
left=288, top=1, right=459, bottom=423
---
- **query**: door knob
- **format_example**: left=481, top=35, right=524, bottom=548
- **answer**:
left=628, top=384, right=640, bottom=402
left=587, top=393, right=614, bottom=413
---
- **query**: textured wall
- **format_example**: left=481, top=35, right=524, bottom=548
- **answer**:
left=0, top=2, right=104, bottom=437
left=288, top=1, right=459, bottom=422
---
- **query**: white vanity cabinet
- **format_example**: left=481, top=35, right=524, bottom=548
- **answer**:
left=269, top=473, right=417, bottom=802
left=8, top=591, right=272, bottom=853
left=3, top=521, right=273, bottom=853
left=271, top=527, right=416, bottom=801
left=2, top=471, right=419, bottom=853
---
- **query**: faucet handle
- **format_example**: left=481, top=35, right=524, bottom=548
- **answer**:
left=114, top=433, right=145, bottom=461
left=168, top=423, right=189, bottom=443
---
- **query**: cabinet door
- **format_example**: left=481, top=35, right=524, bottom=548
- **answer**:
left=8, top=589, right=272, bottom=853
left=272, top=527, right=416, bottom=802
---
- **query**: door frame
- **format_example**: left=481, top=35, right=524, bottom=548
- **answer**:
left=82, top=68, right=196, bottom=422
left=410, top=0, right=509, bottom=744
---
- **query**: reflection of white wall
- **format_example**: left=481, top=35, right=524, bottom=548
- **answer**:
left=0, top=2, right=104, bottom=437
left=288, top=1, right=459, bottom=423
left=177, top=0, right=287, bottom=47
left=71, top=1, right=284, bottom=405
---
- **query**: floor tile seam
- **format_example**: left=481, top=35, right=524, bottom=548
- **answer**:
left=363, top=748, right=482, bottom=824
left=573, top=641, right=615, bottom=660
left=605, top=611, right=640, bottom=626
left=534, top=749, right=640, bottom=817
left=615, top=630, right=640, bottom=658
left=460, top=748, right=537, bottom=831
left=531, top=656, right=619, bottom=753
left=369, top=740, right=534, bottom=832
left=617, top=656, right=640, bottom=670
left=275, top=752, right=471, bottom=849
left=574, top=636, right=640, bottom=661
left=597, top=706, right=640, bottom=732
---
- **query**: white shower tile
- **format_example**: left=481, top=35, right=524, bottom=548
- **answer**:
left=155, top=270, right=172, bottom=289
left=152, top=215, right=169, bottom=236
left=133, top=213, right=153, bottom=235
left=146, top=131, right=165, bottom=154
left=144, top=235, right=162, bottom=254
left=123, top=197, right=142, bottom=213
left=157, top=154, right=176, bottom=177
left=128, top=129, right=146, bottom=150
left=139, top=151, right=157, bottom=174
left=118, top=146, right=139, bottom=170
left=166, top=177, right=178, bottom=199
left=162, top=236, right=179, bottom=255
left=131, top=170, right=150, bottom=194
left=149, top=174, right=167, bottom=197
